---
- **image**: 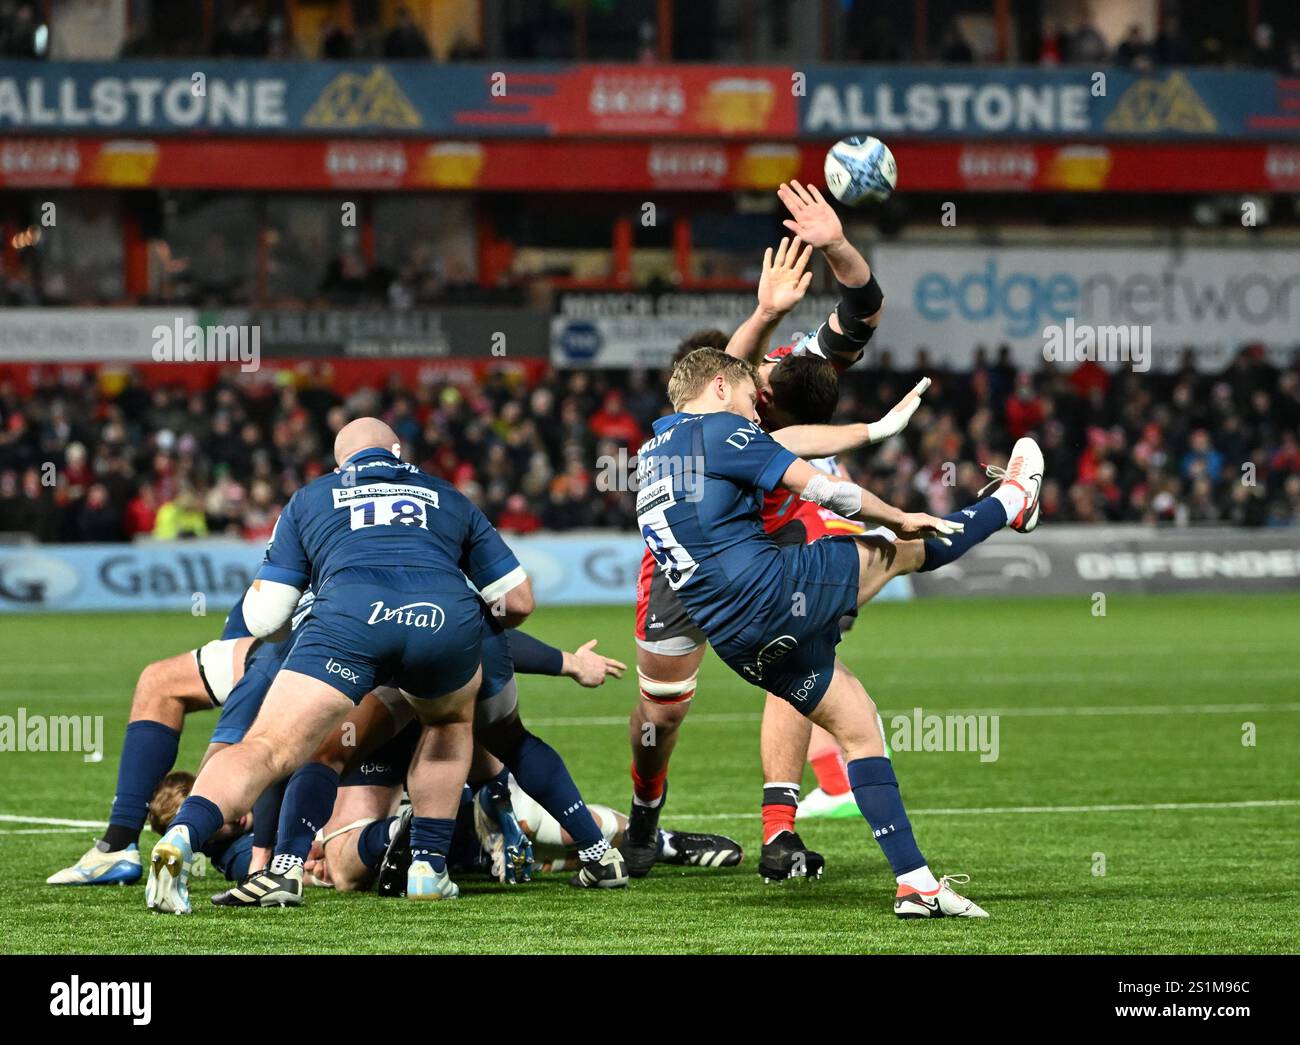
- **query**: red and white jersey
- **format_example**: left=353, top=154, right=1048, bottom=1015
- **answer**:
left=761, top=454, right=867, bottom=541
left=763, top=330, right=862, bottom=373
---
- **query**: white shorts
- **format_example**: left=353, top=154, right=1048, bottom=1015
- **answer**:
left=194, top=638, right=244, bottom=706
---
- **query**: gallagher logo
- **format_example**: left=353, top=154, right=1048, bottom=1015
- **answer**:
left=0, top=553, right=79, bottom=605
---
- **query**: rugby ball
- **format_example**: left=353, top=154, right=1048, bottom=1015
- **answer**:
left=823, top=135, right=897, bottom=206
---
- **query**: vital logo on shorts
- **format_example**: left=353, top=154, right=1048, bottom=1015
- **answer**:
left=739, top=634, right=798, bottom=683
left=325, top=658, right=362, bottom=685
left=365, top=600, right=445, bottom=631
left=366, top=600, right=447, bottom=631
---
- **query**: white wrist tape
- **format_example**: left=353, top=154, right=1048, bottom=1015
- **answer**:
left=800, top=473, right=863, bottom=517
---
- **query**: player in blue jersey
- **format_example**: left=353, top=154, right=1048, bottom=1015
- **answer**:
left=146, top=417, right=626, bottom=914
left=637, top=348, right=1044, bottom=917
left=46, top=592, right=261, bottom=887
left=208, top=614, right=636, bottom=905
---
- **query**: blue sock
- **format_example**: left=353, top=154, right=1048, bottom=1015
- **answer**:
left=275, top=763, right=339, bottom=862
left=170, top=794, right=225, bottom=852
left=500, top=731, right=601, bottom=848
left=410, top=817, right=455, bottom=873
left=252, top=778, right=288, bottom=851
left=847, top=757, right=927, bottom=876
left=103, top=720, right=180, bottom=849
left=357, top=817, right=398, bottom=870
left=918, top=496, right=1007, bottom=573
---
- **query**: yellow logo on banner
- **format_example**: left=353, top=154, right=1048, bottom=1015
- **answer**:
left=697, top=78, right=776, bottom=133
left=1104, top=72, right=1216, bottom=134
left=305, top=67, right=421, bottom=129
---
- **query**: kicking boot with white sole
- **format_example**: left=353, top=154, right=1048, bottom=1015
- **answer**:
left=145, top=827, right=195, bottom=915
left=894, top=873, right=989, bottom=919
left=407, top=859, right=459, bottom=900
left=211, top=863, right=303, bottom=907
left=980, top=436, right=1044, bottom=533
left=47, top=843, right=141, bottom=886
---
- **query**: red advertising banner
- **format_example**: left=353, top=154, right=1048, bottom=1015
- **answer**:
left=452, top=66, right=797, bottom=138
left=0, top=136, right=1290, bottom=193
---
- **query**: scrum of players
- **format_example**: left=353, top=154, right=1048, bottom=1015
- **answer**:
left=49, top=181, right=1043, bottom=919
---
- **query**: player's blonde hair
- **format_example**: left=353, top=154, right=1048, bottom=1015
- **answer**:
left=148, top=770, right=195, bottom=836
left=667, top=348, right=758, bottom=411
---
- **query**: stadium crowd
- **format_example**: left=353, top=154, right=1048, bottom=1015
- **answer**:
left=0, top=344, right=1296, bottom=545
left=6, top=1, right=1300, bottom=70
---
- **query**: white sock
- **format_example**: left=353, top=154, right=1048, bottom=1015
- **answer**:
left=898, top=865, right=940, bottom=893
left=991, top=484, right=1027, bottom=523
left=578, top=837, right=610, bottom=863
left=270, top=853, right=303, bottom=875
left=632, top=793, right=664, bottom=809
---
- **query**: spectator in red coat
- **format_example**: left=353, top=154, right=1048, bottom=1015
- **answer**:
left=589, top=390, right=643, bottom=447
left=124, top=482, right=160, bottom=538
left=1005, top=372, right=1046, bottom=440
left=497, top=492, right=542, bottom=535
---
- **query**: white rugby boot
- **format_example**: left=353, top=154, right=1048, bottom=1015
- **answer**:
left=47, top=843, right=141, bottom=886
left=894, top=873, right=989, bottom=919
left=145, top=826, right=194, bottom=914
left=980, top=436, right=1044, bottom=533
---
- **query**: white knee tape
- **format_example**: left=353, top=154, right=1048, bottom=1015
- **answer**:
left=637, top=671, right=697, bottom=705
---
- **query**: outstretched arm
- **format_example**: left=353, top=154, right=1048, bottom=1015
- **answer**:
left=726, top=236, right=813, bottom=365
left=507, top=631, right=626, bottom=688
left=771, top=377, right=930, bottom=457
left=778, top=456, right=961, bottom=545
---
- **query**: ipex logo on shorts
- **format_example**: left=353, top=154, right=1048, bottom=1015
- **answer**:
left=365, top=600, right=445, bottom=631
left=325, top=658, right=361, bottom=684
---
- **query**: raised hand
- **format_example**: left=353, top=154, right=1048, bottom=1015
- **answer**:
left=757, top=236, right=814, bottom=317
left=778, top=180, right=844, bottom=250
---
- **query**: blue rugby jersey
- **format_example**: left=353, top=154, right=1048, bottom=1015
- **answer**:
left=634, top=410, right=798, bottom=646
left=254, top=447, right=520, bottom=599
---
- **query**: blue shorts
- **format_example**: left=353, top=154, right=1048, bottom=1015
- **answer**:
left=337, top=609, right=516, bottom=789
left=210, top=638, right=291, bottom=744
left=478, top=611, right=515, bottom=700
left=712, top=537, right=860, bottom=715
left=281, top=567, right=483, bottom=705
left=340, top=720, right=421, bottom=789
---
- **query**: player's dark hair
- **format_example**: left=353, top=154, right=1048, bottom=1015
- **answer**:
left=767, top=354, right=840, bottom=425
left=673, top=328, right=729, bottom=364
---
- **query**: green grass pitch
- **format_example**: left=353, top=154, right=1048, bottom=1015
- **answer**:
left=1, top=592, right=1297, bottom=954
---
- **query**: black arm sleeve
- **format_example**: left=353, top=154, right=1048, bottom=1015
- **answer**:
left=833, top=272, right=883, bottom=342
left=505, top=629, right=565, bottom=676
